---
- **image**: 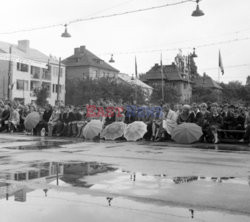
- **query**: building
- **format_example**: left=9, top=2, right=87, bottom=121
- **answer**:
left=63, top=45, right=119, bottom=80
left=141, top=53, right=195, bottom=103
left=117, top=73, right=153, bottom=98
left=0, top=40, right=65, bottom=105
left=194, top=73, right=222, bottom=91
left=246, top=76, right=250, bottom=85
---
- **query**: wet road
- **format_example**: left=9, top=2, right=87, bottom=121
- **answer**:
left=0, top=134, right=250, bottom=222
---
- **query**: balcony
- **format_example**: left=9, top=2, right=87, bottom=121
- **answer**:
left=42, top=68, right=51, bottom=81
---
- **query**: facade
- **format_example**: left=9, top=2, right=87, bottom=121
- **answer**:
left=246, top=76, right=250, bottom=85
left=194, top=73, right=222, bottom=91
left=117, top=73, right=153, bottom=98
left=63, top=45, right=119, bottom=80
left=141, top=54, right=194, bottom=103
left=0, top=40, right=65, bottom=105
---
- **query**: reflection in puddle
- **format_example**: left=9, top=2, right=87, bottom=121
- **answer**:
left=0, top=161, right=250, bottom=221
left=4, top=140, right=78, bottom=150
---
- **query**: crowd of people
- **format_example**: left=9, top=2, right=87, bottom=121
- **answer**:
left=0, top=99, right=250, bottom=145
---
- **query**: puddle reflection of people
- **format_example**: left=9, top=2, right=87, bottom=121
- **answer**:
left=130, top=172, right=136, bottom=181
left=106, top=197, right=113, bottom=206
left=5, top=183, right=9, bottom=200
left=189, top=209, right=194, bottom=218
left=43, top=188, right=48, bottom=197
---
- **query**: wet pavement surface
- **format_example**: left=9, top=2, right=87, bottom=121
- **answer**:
left=0, top=134, right=250, bottom=222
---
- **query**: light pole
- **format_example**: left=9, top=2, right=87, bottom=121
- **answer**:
left=7, top=46, right=12, bottom=101
left=57, top=57, right=61, bottom=103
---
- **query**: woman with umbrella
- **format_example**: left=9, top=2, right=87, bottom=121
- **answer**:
left=177, top=105, right=194, bottom=124
left=162, top=103, right=178, bottom=139
left=24, top=106, right=40, bottom=134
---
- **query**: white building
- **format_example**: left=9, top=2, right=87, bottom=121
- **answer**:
left=0, top=40, right=65, bottom=105
left=117, top=73, right=153, bottom=98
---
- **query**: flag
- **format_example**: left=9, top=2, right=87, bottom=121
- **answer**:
left=219, top=50, right=224, bottom=75
left=135, top=56, right=138, bottom=79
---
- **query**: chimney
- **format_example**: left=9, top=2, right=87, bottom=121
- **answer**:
left=74, top=47, right=80, bottom=56
left=80, top=45, right=86, bottom=53
left=18, top=40, right=30, bottom=52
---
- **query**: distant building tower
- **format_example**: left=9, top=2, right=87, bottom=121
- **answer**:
left=246, top=76, right=250, bottom=85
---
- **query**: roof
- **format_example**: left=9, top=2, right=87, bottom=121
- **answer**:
left=194, top=74, right=222, bottom=90
left=142, top=63, right=190, bottom=82
left=62, top=46, right=119, bottom=73
left=118, top=73, right=153, bottom=89
left=0, top=40, right=59, bottom=64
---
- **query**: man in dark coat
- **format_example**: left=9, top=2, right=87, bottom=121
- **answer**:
left=204, top=103, right=223, bottom=143
left=0, top=105, right=11, bottom=132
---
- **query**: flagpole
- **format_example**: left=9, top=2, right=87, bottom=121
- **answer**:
left=160, top=53, right=164, bottom=102
left=218, top=66, right=220, bottom=83
left=134, top=56, right=138, bottom=103
left=7, top=46, right=12, bottom=100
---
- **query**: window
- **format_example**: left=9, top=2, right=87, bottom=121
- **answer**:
left=52, top=66, right=63, bottom=77
left=16, top=80, right=29, bottom=91
left=31, top=66, right=41, bottom=79
left=17, top=62, right=29, bottom=72
left=42, top=68, right=51, bottom=80
left=52, top=84, right=62, bottom=93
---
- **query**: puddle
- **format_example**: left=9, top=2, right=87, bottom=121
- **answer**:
left=0, top=160, right=250, bottom=221
left=193, top=144, right=250, bottom=152
left=4, top=140, right=78, bottom=150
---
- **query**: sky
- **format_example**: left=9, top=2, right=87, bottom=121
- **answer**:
left=0, top=0, right=250, bottom=84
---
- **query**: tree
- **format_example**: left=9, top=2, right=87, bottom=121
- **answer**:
left=65, top=77, right=146, bottom=105
left=220, top=81, right=246, bottom=104
left=150, top=84, right=181, bottom=105
left=192, top=86, right=220, bottom=103
left=35, top=86, right=49, bottom=106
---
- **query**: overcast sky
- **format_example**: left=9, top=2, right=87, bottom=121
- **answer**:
left=0, top=0, right=250, bottom=83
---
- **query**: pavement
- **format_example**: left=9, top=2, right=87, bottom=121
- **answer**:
left=0, top=133, right=250, bottom=222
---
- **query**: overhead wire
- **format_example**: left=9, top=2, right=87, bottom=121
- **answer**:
left=0, top=0, right=193, bottom=35
left=98, top=36, right=250, bottom=56
left=200, top=63, right=250, bottom=71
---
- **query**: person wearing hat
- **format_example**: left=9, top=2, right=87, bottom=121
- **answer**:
left=204, top=103, right=223, bottom=143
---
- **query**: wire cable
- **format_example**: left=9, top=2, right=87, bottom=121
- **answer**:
left=0, top=0, right=193, bottom=35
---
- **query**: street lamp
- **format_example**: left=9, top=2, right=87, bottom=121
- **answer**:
left=191, top=48, right=197, bottom=58
left=192, top=0, right=205, bottom=17
left=109, top=54, right=115, bottom=63
left=61, top=24, right=71, bottom=38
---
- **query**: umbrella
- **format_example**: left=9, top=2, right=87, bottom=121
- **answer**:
left=24, top=112, right=40, bottom=130
left=82, top=119, right=103, bottom=140
left=101, top=122, right=126, bottom=140
left=124, top=121, right=147, bottom=141
left=172, top=123, right=203, bottom=144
